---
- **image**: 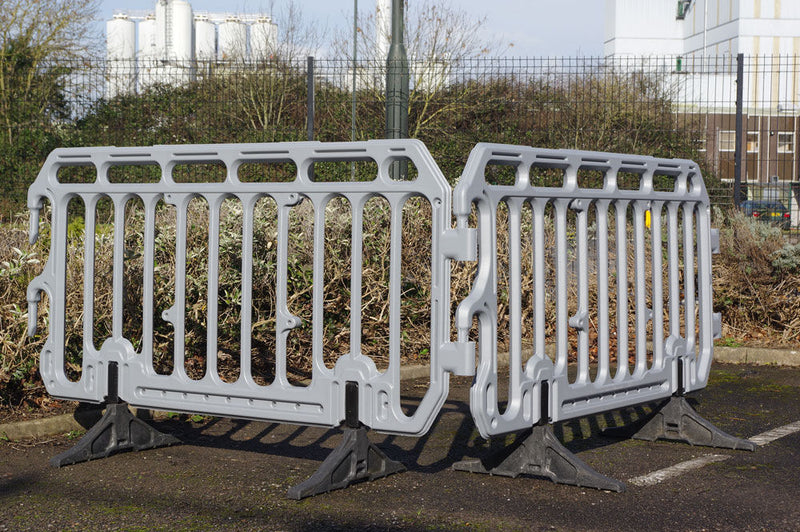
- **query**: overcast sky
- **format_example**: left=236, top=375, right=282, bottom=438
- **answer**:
left=98, top=0, right=606, bottom=57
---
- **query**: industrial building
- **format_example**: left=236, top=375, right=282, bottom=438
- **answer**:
left=605, top=0, right=800, bottom=188
left=106, top=0, right=277, bottom=97
left=606, top=0, right=800, bottom=60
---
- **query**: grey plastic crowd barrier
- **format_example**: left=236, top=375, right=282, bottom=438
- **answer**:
left=449, top=144, right=752, bottom=491
left=27, top=139, right=753, bottom=498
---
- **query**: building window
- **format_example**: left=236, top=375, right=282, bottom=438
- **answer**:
left=778, top=132, right=794, bottom=153
left=718, top=130, right=735, bottom=152
left=694, top=135, right=707, bottom=153
left=747, top=132, right=759, bottom=153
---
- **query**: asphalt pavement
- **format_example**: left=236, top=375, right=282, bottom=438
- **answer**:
left=1, top=362, right=799, bottom=531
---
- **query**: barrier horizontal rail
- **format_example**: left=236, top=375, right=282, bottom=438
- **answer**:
left=27, top=139, right=752, bottom=497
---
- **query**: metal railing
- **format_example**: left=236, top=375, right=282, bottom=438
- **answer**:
left=6, top=55, right=800, bottom=230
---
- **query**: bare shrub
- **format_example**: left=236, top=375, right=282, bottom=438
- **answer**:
left=3, top=200, right=799, bottom=408
left=715, top=209, right=800, bottom=345
left=0, top=210, right=49, bottom=407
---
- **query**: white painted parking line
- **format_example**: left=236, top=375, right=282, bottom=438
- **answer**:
left=628, top=454, right=730, bottom=487
left=628, top=420, right=800, bottom=487
left=748, top=420, right=800, bottom=446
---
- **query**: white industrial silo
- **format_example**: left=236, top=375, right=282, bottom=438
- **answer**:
left=106, top=13, right=136, bottom=99
left=107, top=14, right=136, bottom=61
left=413, top=56, right=450, bottom=93
left=138, top=13, right=160, bottom=90
left=170, top=0, right=194, bottom=83
left=138, top=13, right=158, bottom=58
left=170, top=1, right=193, bottom=59
left=155, top=0, right=168, bottom=55
left=251, top=16, right=278, bottom=61
left=372, top=0, right=391, bottom=90
left=153, top=0, right=194, bottom=84
left=376, top=0, right=391, bottom=61
left=194, top=14, right=216, bottom=62
left=219, top=16, right=246, bottom=61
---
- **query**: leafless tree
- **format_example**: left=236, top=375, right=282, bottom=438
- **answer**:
left=0, top=0, right=100, bottom=142
left=242, top=0, right=327, bottom=60
left=217, top=0, right=327, bottom=137
left=329, top=0, right=507, bottom=138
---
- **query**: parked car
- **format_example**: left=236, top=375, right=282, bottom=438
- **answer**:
left=740, top=200, right=791, bottom=230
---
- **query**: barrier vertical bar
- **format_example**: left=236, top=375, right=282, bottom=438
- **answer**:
left=650, top=202, right=665, bottom=368
left=311, top=196, right=327, bottom=377
left=573, top=199, right=589, bottom=385
left=350, top=196, right=364, bottom=360
left=53, top=196, right=70, bottom=388
left=667, top=203, right=681, bottom=344
left=206, top=194, right=223, bottom=382
left=112, top=196, right=126, bottom=340
left=633, top=201, right=647, bottom=376
left=173, top=195, right=189, bottom=379
left=240, top=195, right=256, bottom=384
left=275, top=199, right=292, bottom=385
left=83, top=196, right=97, bottom=364
left=554, top=200, right=568, bottom=376
left=142, top=194, right=158, bottom=375
left=532, top=198, right=547, bottom=366
left=388, top=196, right=404, bottom=375
left=615, top=200, right=629, bottom=379
left=683, top=205, right=697, bottom=358
left=508, top=198, right=523, bottom=404
left=595, top=199, right=611, bottom=385
left=695, top=204, right=715, bottom=381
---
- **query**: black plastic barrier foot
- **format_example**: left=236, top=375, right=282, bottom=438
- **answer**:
left=452, top=424, right=626, bottom=492
left=287, top=425, right=406, bottom=500
left=50, top=362, right=179, bottom=467
left=603, top=395, right=756, bottom=451
left=50, top=401, right=180, bottom=467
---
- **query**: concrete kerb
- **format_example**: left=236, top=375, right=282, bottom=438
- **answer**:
left=1, top=346, right=797, bottom=442
left=714, top=346, right=800, bottom=366
left=0, top=407, right=102, bottom=442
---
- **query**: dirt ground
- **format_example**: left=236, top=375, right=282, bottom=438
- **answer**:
left=2, top=363, right=800, bottom=531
